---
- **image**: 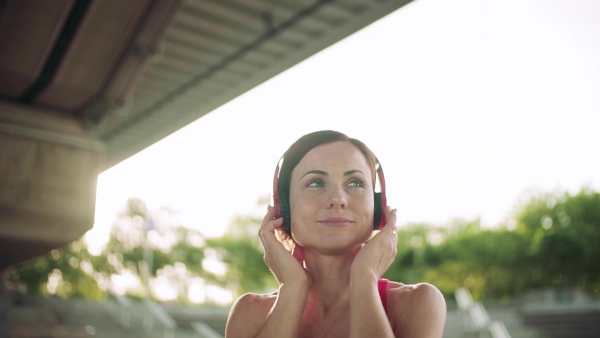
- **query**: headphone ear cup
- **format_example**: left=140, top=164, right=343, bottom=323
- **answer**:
left=280, top=195, right=292, bottom=234
left=374, top=192, right=383, bottom=230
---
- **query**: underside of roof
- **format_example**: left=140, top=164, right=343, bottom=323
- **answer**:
left=0, top=0, right=411, bottom=169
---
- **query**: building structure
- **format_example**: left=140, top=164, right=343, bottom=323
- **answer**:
left=0, top=0, right=412, bottom=270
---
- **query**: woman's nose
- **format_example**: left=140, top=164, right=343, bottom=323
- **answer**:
left=327, top=186, right=347, bottom=209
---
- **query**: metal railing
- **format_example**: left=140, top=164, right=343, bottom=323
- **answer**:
left=108, top=289, right=132, bottom=328
left=191, top=321, right=223, bottom=338
left=108, top=289, right=223, bottom=338
left=143, top=299, right=177, bottom=338
left=455, top=287, right=511, bottom=338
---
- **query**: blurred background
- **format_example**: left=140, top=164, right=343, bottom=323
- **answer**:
left=1, top=0, right=599, bottom=337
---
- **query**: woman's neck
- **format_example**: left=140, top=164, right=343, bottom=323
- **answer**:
left=303, top=245, right=362, bottom=312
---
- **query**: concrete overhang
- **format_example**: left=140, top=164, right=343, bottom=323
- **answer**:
left=0, top=0, right=412, bottom=270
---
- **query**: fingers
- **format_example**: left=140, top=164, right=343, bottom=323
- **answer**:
left=385, top=207, right=399, bottom=255
left=261, top=205, right=277, bottom=228
left=381, top=206, right=398, bottom=234
left=258, top=206, right=284, bottom=251
left=260, top=206, right=283, bottom=234
left=381, top=206, right=399, bottom=249
left=259, top=207, right=308, bottom=286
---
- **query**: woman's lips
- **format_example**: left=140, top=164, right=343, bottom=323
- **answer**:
left=318, top=218, right=354, bottom=226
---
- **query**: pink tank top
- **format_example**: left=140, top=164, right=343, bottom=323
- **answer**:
left=378, top=278, right=390, bottom=311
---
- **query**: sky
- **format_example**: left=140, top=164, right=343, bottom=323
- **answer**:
left=90, top=0, right=600, bottom=246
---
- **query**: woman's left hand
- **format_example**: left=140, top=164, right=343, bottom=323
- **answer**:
left=350, top=206, right=398, bottom=279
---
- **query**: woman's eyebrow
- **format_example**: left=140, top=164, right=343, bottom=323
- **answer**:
left=344, top=169, right=365, bottom=176
left=300, top=170, right=327, bottom=180
left=299, top=169, right=366, bottom=181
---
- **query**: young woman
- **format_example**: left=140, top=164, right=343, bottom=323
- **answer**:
left=225, top=130, right=446, bottom=338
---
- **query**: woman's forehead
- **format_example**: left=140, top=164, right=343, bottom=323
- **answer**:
left=292, top=141, right=371, bottom=174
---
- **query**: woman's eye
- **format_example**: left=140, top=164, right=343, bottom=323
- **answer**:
left=348, top=178, right=364, bottom=187
left=306, top=179, right=324, bottom=187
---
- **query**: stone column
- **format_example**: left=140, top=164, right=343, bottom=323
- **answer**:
left=0, top=100, right=105, bottom=270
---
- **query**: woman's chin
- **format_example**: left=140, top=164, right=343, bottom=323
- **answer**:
left=305, top=239, right=366, bottom=256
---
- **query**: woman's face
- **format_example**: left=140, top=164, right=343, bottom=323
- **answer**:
left=289, top=141, right=375, bottom=253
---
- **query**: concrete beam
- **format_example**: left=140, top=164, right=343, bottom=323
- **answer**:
left=0, top=101, right=105, bottom=270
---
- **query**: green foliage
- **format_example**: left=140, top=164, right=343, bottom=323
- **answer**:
left=388, top=188, right=600, bottom=301
left=513, top=188, right=600, bottom=295
left=4, top=198, right=212, bottom=303
left=5, top=239, right=105, bottom=300
left=205, top=215, right=277, bottom=296
left=5, top=189, right=600, bottom=304
left=171, top=240, right=206, bottom=276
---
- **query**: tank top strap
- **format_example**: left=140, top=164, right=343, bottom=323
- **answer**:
left=378, top=278, right=390, bottom=312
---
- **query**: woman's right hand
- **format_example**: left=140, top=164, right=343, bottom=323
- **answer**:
left=258, top=206, right=312, bottom=291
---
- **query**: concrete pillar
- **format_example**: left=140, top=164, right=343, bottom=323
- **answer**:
left=0, top=100, right=105, bottom=270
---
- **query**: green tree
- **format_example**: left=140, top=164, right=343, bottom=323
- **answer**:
left=4, top=238, right=105, bottom=300
left=206, top=214, right=277, bottom=297
left=423, top=228, right=530, bottom=300
left=389, top=188, right=600, bottom=301
left=4, top=198, right=212, bottom=303
left=7, top=189, right=600, bottom=304
left=514, top=188, right=600, bottom=296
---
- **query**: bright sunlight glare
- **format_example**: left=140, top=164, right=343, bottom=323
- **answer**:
left=92, top=0, right=600, bottom=303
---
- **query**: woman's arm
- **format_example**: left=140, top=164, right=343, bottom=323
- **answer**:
left=226, top=206, right=310, bottom=338
left=349, top=207, right=399, bottom=338
left=349, top=273, right=395, bottom=338
left=255, top=282, right=309, bottom=337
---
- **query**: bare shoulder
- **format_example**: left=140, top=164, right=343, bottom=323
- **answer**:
left=225, top=291, right=278, bottom=338
left=232, top=291, right=278, bottom=310
left=389, top=282, right=445, bottom=305
left=386, top=282, right=447, bottom=338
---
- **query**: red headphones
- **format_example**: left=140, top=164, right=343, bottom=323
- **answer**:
left=272, top=157, right=387, bottom=233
